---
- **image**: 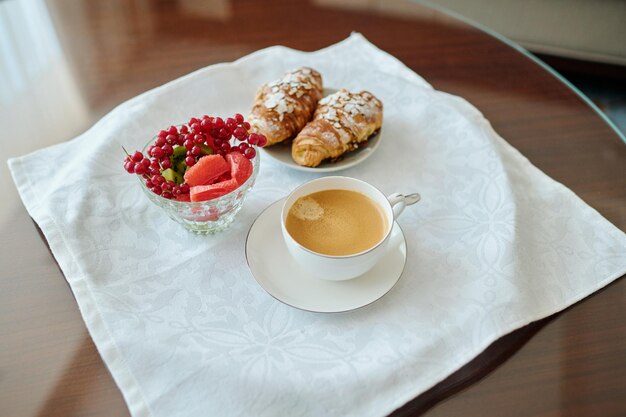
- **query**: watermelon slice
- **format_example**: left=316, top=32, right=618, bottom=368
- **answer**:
left=175, top=193, right=191, bottom=202
left=215, top=171, right=232, bottom=183
left=190, top=178, right=239, bottom=202
left=225, top=151, right=253, bottom=185
left=184, top=154, right=230, bottom=186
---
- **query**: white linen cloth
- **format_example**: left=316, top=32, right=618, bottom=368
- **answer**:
left=8, top=33, right=626, bottom=417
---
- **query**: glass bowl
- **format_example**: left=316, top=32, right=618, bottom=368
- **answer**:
left=139, top=140, right=259, bottom=234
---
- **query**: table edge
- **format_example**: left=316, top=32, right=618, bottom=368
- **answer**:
left=420, top=0, right=626, bottom=144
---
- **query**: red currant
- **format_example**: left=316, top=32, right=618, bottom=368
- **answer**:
left=180, top=183, right=190, bottom=194
left=124, top=160, right=136, bottom=173
left=131, top=151, right=144, bottom=162
left=244, top=147, right=256, bottom=159
left=152, top=186, right=163, bottom=195
left=248, top=133, right=259, bottom=145
left=233, top=127, right=246, bottom=139
left=152, top=174, right=165, bottom=185
left=162, top=143, right=173, bottom=156
left=162, top=191, right=173, bottom=199
left=134, top=163, right=147, bottom=175
left=151, top=147, right=164, bottom=159
left=218, top=128, right=230, bottom=139
left=129, top=115, right=257, bottom=181
left=225, top=118, right=237, bottom=132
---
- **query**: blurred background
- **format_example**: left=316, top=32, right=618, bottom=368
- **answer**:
left=2, top=0, right=624, bottom=225
left=425, top=0, right=626, bottom=134
left=1, top=1, right=625, bottom=217
left=2, top=0, right=624, bottom=139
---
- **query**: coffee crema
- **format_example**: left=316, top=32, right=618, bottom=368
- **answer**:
left=285, top=189, right=388, bottom=256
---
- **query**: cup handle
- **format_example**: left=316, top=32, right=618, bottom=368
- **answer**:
left=387, top=192, right=421, bottom=219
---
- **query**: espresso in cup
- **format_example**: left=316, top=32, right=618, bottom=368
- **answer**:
left=285, top=189, right=388, bottom=256
left=281, top=176, right=420, bottom=281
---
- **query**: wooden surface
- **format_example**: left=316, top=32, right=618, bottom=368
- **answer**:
left=1, top=0, right=625, bottom=416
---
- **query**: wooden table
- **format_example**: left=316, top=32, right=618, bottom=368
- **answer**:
left=2, top=1, right=625, bottom=416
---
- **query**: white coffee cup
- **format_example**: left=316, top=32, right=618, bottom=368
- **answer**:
left=281, top=176, right=420, bottom=281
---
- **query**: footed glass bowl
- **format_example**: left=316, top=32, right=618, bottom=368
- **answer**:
left=139, top=143, right=259, bottom=234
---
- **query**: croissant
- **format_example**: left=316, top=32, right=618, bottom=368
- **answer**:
left=249, top=67, right=323, bottom=146
left=291, top=89, right=383, bottom=167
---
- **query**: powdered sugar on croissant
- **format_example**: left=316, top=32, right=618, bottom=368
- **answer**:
left=249, top=68, right=323, bottom=146
left=292, top=89, right=383, bottom=167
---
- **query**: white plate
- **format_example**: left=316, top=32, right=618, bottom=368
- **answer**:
left=245, top=199, right=406, bottom=313
left=261, top=131, right=381, bottom=173
left=260, top=88, right=383, bottom=173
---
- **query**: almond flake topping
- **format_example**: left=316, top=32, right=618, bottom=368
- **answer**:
left=319, top=89, right=377, bottom=128
left=264, top=91, right=284, bottom=109
left=263, top=68, right=318, bottom=120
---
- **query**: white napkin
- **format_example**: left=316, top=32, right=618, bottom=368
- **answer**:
left=8, top=33, right=626, bottom=417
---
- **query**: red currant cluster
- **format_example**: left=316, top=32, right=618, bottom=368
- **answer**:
left=123, top=113, right=266, bottom=200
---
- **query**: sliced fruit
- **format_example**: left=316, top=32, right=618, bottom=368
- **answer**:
left=172, top=145, right=187, bottom=159
left=171, top=145, right=189, bottom=177
left=215, top=171, right=231, bottom=183
left=175, top=160, right=187, bottom=176
left=225, top=151, right=253, bottom=185
left=190, top=178, right=239, bottom=202
left=184, top=154, right=230, bottom=187
left=200, top=143, right=213, bottom=156
left=161, top=168, right=183, bottom=184
left=175, top=193, right=191, bottom=202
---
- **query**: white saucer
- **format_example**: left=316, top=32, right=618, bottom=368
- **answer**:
left=245, top=199, right=407, bottom=313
